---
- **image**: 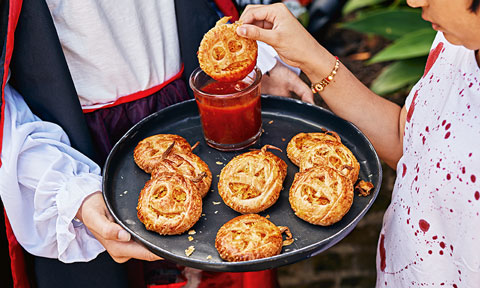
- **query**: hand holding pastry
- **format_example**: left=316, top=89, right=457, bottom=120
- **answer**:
left=237, top=3, right=328, bottom=76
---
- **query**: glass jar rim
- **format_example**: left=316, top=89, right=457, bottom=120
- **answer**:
left=189, top=67, right=262, bottom=99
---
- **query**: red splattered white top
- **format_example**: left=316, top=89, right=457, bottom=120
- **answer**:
left=377, top=32, right=480, bottom=287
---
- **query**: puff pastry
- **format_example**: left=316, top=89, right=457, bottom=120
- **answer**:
left=198, top=16, right=258, bottom=82
left=286, top=131, right=340, bottom=166
left=299, top=139, right=360, bottom=184
left=134, top=134, right=193, bottom=174
left=137, top=172, right=202, bottom=235
left=218, top=145, right=287, bottom=213
left=289, top=165, right=353, bottom=226
left=215, top=214, right=288, bottom=262
left=152, top=146, right=212, bottom=198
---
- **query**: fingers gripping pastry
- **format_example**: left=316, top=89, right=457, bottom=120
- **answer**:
left=134, top=134, right=193, bottom=174
left=215, top=214, right=290, bottom=262
left=198, top=16, right=258, bottom=82
left=218, top=145, right=287, bottom=214
left=289, top=166, right=354, bottom=226
left=137, top=172, right=202, bottom=235
left=299, top=140, right=360, bottom=184
left=152, top=147, right=212, bottom=198
left=286, top=131, right=341, bottom=166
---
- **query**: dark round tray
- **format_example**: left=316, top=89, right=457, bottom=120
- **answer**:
left=102, top=95, right=382, bottom=272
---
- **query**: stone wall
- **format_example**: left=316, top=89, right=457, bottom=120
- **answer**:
left=277, top=162, right=396, bottom=288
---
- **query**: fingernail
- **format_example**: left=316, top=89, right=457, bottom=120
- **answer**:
left=118, top=230, right=131, bottom=241
left=236, top=26, right=246, bottom=36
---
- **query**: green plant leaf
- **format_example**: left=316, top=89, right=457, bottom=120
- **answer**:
left=370, top=57, right=426, bottom=95
left=339, top=8, right=430, bottom=40
left=367, top=28, right=436, bottom=63
left=342, top=0, right=389, bottom=15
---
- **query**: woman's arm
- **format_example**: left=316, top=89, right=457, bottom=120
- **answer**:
left=237, top=3, right=406, bottom=168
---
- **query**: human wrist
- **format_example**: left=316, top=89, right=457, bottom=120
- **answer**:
left=301, top=52, right=337, bottom=82
left=310, top=56, right=340, bottom=94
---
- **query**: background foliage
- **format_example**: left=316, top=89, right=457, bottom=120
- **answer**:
left=339, top=0, right=435, bottom=95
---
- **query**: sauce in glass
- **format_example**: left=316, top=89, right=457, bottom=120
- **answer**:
left=196, top=79, right=261, bottom=145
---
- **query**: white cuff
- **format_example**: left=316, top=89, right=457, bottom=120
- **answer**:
left=256, top=41, right=301, bottom=75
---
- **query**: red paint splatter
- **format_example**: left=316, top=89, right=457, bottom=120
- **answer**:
left=419, top=219, right=430, bottom=232
left=454, top=284, right=458, bottom=288
left=459, top=89, right=465, bottom=95
left=423, top=42, right=444, bottom=77
left=475, top=191, right=479, bottom=200
left=414, top=175, right=418, bottom=181
left=422, top=136, right=426, bottom=144
left=442, top=120, right=446, bottom=126
left=428, top=250, right=432, bottom=254
left=379, top=234, right=386, bottom=272
left=433, top=235, right=438, bottom=240
left=462, top=167, right=466, bottom=174
left=402, top=163, right=407, bottom=177
left=445, top=132, right=451, bottom=139
left=447, top=174, right=451, bottom=180
left=445, top=123, right=451, bottom=130
left=469, top=82, right=473, bottom=88
left=471, top=175, right=477, bottom=183
left=425, top=126, right=430, bottom=132
left=437, top=162, right=441, bottom=168
left=407, top=90, right=419, bottom=123
left=440, top=242, right=446, bottom=249
left=439, top=250, right=444, bottom=255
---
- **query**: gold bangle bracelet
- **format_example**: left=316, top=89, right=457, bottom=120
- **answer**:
left=310, top=56, right=340, bottom=94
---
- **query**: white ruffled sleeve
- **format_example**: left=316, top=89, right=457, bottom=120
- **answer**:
left=256, top=40, right=301, bottom=75
left=0, top=84, right=105, bottom=263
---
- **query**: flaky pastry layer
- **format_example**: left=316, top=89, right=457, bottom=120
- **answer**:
left=215, top=214, right=283, bottom=262
left=289, top=166, right=353, bottom=226
left=198, top=16, right=258, bottom=82
left=137, top=172, right=202, bottom=235
left=218, top=145, right=286, bottom=213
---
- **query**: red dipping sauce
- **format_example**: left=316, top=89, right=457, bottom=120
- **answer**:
left=190, top=67, right=262, bottom=151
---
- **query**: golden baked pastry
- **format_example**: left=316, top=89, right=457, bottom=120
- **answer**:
left=152, top=150, right=212, bottom=198
left=215, top=214, right=290, bottom=262
left=137, top=172, right=202, bottom=235
left=218, top=145, right=287, bottom=213
left=289, top=165, right=353, bottom=226
left=299, top=139, right=360, bottom=184
left=286, top=131, right=340, bottom=166
left=134, top=134, right=193, bottom=174
left=198, top=16, right=258, bottom=82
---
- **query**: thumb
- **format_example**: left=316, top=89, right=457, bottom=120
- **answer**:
left=87, top=209, right=131, bottom=242
left=101, top=219, right=132, bottom=242
left=237, top=24, right=276, bottom=45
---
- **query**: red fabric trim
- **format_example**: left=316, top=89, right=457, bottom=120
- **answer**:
left=213, top=0, right=239, bottom=21
left=82, top=65, right=184, bottom=113
left=147, top=280, right=187, bottom=288
left=5, top=210, right=30, bottom=288
left=0, top=0, right=23, bottom=168
left=2, top=1, right=30, bottom=287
